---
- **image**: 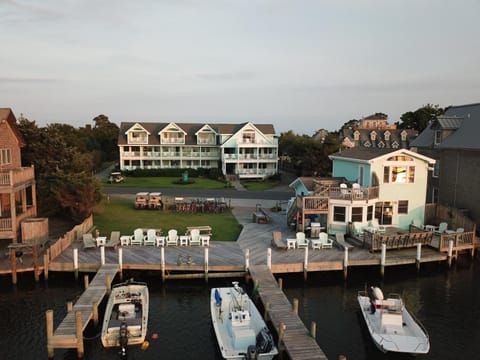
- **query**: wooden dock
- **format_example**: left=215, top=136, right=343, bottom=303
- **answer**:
left=46, top=263, right=119, bottom=358
left=249, top=264, right=328, bottom=360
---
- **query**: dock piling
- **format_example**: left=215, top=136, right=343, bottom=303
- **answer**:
left=303, top=246, right=309, bottom=280
left=310, top=321, right=317, bottom=339
left=100, top=246, right=105, bottom=265
left=75, top=310, right=84, bottom=358
left=278, top=277, right=283, bottom=290
left=73, top=248, right=78, bottom=280
left=204, top=247, right=209, bottom=283
left=46, top=309, right=54, bottom=359
left=267, top=248, right=271, bottom=269
left=161, top=247, right=165, bottom=283
left=245, top=248, right=250, bottom=271
left=448, top=239, right=454, bottom=267
left=416, top=243, right=422, bottom=272
left=292, top=298, right=299, bottom=315
left=118, top=247, right=123, bottom=281
left=380, top=243, right=386, bottom=277
left=343, top=247, right=349, bottom=280
left=43, top=253, right=49, bottom=281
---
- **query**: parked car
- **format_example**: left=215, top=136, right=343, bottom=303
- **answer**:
left=109, top=172, right=125, bottom=183
left=135, top=192, right=149, bottom=209
left=148, top=192, right=163, bottom=209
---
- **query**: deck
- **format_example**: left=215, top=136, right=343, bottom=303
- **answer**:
left=47, top=264, right=119, bottom=353
left=249, top=265, right=327, bottom=360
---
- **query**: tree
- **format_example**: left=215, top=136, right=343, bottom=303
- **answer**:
left=396, top=104, right=444, bottom=132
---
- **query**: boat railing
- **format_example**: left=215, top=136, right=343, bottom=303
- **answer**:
left=409, top=306, right=430, bottom=346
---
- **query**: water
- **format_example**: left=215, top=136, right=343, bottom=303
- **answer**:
left=1, top=257, right=479, bottom=360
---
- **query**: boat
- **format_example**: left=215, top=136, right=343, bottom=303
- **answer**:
left=211, top=282, right=278, bottom=360
left=357, top=286, right=430, bottom=354
left=101, top=279, right=149, bottom=355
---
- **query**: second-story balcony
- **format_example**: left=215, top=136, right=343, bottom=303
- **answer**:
left=0, top=166, right=35, bottom=190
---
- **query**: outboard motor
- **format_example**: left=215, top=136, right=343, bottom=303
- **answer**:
left=119, top=321, right=128, bottom=358
left=246, top=344, right=258, bottom=359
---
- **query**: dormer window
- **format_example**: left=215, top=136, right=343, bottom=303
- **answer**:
left=384, top=131, right=391, bottom=141
left=353, top=130, right=360, bottom=141
left=370, top=131, right=377, bottom=141
left=400, top=130, right=407, bottom=142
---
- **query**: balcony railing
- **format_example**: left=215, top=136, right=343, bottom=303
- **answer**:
left=315, top=186, right=379, bottom=202
left=0, top=167, right=35, bottom=187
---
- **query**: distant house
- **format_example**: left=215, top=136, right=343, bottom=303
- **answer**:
left=340, top=113, right=418, bottom=149
left=117, top=121, right=278, bottom=179
left=0, top=108, right=37, bottom=243
left=410, top=102, right=480, bottom=231
left=288, top=147, right=435, bottom=234
left=312, top=129, right=329, bottom=143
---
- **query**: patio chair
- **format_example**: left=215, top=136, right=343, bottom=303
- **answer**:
left=412, top=218, right=424, bottom=229
left=166, top=229, right=178, bottom=246
left=296, top=232, right=309, bottom=249
left=143, top=229, right=157, bottom=246
left=456, top=227, right=464, bottom=233
left=189, top=229, right=201, bottom=246
left=352, top=222, right=364, bottom=237
left=435, top=222, right=448, bottom=235
left=82, top=233, right=96, bottom=250
left=340, top=183, right=350, bottom=198
left=370, top=218, right=386, bottom=233
left=319, top=232, right=333, bottom=249
left=352, top=183, right=363, bottom=199
left=130, top=228, right=144, bottom=246
left=105, top=231, right=120, bottom=249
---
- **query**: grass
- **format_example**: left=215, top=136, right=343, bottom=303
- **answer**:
left=104, top=176, right=231, bottom=189
left=240, top=179, right=279, bottom=191
left=93, top=197, right=242, bottom=241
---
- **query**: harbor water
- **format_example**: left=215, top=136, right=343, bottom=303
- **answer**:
left=1, top=257, right=479, bottom=360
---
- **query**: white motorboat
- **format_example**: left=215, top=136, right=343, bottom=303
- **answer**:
left=357, top=286, right=430, bottom=354
left=101, top=280, right=149, bottom=355
left=211, top=282, right=278, bottom=360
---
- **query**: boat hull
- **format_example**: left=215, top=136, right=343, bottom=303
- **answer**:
left=101, top=281, right=149, bottom=348
left=357, top=290, right=429, bottom=354
left=211, top=285, right=278, bottom=360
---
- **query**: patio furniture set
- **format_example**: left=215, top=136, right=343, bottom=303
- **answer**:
left=286, top=231, right=334, bottom=250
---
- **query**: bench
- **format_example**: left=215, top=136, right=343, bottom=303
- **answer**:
left=271, top=231, right=287, bottom=249
left=335, top=233, right=354, bottom=250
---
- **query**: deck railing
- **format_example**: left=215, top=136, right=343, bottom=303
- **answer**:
left=438, top=231, right=475, bottom=253
left=364, top=229, right=434, bottom=252
left=0, top=167, right=35, bottom=187
left=315, top=186, right=379, bottom=202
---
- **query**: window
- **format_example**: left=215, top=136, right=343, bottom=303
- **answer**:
left=398, top=200, right=408, bottom=214
left=0, top=148, right=11, bottom=165
left=333, top=206, right=346, bottom=222
left=433, top=161, right=439, bottom=178
left=375, top=201, right=393, bottom=225
left=432, top=187, right=439, bottom=203
left=434, top=130, right=442, bottom=145
left=383, top=165, right=415, bottom=183
left=351, top=207, right=363, bottom=222
left=383, top=166, right=390, bottom=183
left=367, top=206, right=373, bottom=221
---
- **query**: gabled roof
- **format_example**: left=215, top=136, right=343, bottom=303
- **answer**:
left=125, top=122, right=151, bottom=135
left=410, top=102, right=480, bottom=150
left=0, top=108, right=25, bottom=147
left=329, top=147, right=435, bottom=164
left=117, top=121, right=276, bottom=146
left=340, top=127, right=417, bottom=149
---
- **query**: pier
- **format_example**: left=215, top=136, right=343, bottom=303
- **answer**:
left=249, top=264, right=328, bottom=360
left=46, top=263, right=119, bottom=358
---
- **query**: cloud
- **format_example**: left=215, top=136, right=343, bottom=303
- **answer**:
left=0, top=77, right=60, bottom=84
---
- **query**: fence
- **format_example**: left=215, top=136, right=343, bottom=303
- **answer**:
left=48, top=215, right=93, bottom=260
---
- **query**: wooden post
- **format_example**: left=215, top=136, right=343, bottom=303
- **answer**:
left=278, top=277, right=283, bottom=290
left=278, top=322, right=285, bottom=350
left=67, top=301, right=73, bottom=311
left=252, top=280, right=260, bottom=299
left=310, top=321, right=317, bottom=339
left=33, top=245, right=39, bottom=282
left=292, top=298, right=299, bottom=315
left=267, top=248, right=271, bottom=270
left=46, top=309, right=54, bottom=358
left=204, top=247, right=209, bottom=283
left=92, top=301, right=99, bottom=326
left=118, top=247, right=123, bottom=281
left=448, top=239, right=454, bottom=267
left=73, top=248, right=79, bottom=280
left=43, top=253, right=49, bottom=282
left=84, top=274, right=89, bottom=289
left=245, top=248, right=250, bottom=271
left=100, top=246, right=105, bottom=265
left=264, top=302, right=270, bottom=321
left=75, top=310, right=84, bottom=358
left=161, top=247, right=165, bottom=283
left=343, top=247, right=349, bottom=280
left=10, top=248, right=17, bottom=285
left=416, top=243, right=422, bottom=272
left=106, top=274, right=111, bottom=294
left=380, top=243, right=386, bottom=277
left=303, top=246, right=309, bottom=280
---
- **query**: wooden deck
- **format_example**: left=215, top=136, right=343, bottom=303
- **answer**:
left=249, top=265, right=327, bottom=360
left=47, top=264, right=119, bottom=350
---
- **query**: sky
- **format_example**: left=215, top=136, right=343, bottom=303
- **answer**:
left=1, top=0, right=480, bottom=135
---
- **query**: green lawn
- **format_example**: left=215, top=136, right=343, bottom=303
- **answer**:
left=105, top=176, right=231, bottom=189
left=93, top=198, right=242, bottom=241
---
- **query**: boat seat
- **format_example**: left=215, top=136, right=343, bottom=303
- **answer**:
left=118, top=303, right=136, bottom=319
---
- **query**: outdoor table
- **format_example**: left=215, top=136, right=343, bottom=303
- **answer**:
left=287, top=238, right=296, bottom=249
left=96, top=236, right=107, bottom=247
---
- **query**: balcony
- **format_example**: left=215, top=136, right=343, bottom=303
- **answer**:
left=0, top=167, right=35, bottom=190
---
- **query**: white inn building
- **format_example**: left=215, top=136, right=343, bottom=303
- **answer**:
left=118, top=121, right=279, bottom=179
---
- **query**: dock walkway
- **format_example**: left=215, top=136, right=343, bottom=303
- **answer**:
left=249, top=264, right=328, bottom=360
left=47, top=264, right=119, bottom=355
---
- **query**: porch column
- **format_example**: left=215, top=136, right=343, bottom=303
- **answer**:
left=10, top=191, right=17, bottom=243
left=21, top=188, right=27, bottom=213
left=31, top=180, right=38, bottom=216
